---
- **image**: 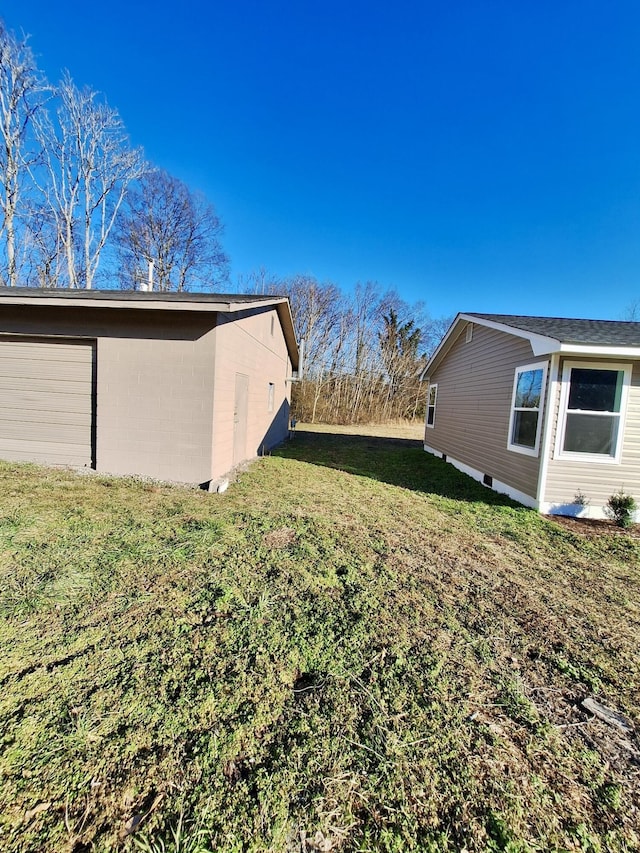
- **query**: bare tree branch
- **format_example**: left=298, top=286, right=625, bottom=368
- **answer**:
left=33, top=72, right=145, bottom=288
left=115, top=168, right=228, bottom=291
left=0, top=21, right=46, bottom=286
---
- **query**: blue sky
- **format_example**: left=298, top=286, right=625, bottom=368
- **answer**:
left=5, top=1, right=640, bottom=320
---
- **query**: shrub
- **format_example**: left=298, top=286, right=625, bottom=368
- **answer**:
left=574, top=490, right=590, bottom=509
left=604, top=490, right=637, bottom=528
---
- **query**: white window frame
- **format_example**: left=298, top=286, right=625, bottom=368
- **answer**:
left=555, top=361, right=631, bottom=464
left=426, top=383, right=437, bottom=428
left=507, top=361, right=548, bottom=457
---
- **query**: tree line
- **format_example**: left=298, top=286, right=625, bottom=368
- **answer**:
left=1, top=19, right=452, bottom=424
left=240, top=271, right=451, bottom=424
left=0, top=21, right=228, bottom=291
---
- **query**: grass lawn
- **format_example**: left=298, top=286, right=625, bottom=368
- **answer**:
left=1, top=424, right=639, bottom=852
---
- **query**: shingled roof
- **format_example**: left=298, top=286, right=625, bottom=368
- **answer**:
left=423, top=311, right=640, bottom=378
left=467, top=313, right=640, bottom=347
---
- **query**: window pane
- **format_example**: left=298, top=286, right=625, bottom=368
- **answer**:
left=563, top=413, right=619, bottom=455
left=512, top=410, right=538, bottom=448
left=515, top=369, right=542, bottom=408
left=427, top=405, right=435, bottom=426
left=428, top=386, right=437, bottom=405
left=568, top=369, right=622, bottom=412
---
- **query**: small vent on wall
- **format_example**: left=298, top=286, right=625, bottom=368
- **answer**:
left=466, top=324, right=473, bottom=343
left=483, top=474, right=493, bottom=487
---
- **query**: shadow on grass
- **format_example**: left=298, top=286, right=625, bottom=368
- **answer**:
left=277, top=428, right=520, bottom=508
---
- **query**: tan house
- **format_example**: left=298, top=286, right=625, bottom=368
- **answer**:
left=0, top=288, right=299, bottom=487
left=423, top=313, right=640, bottom=519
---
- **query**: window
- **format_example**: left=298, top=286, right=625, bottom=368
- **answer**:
left=466, top=324, right=473, bottom=343
left=426, top=383, right=437, bottom=428
left=507, top=362, right=547, bottom=456
left=267, top=382, right=275, bottom=413
left=556, top=362, right=630, bottom=462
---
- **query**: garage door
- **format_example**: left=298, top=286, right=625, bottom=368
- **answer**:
left=0, top=338, right=94, bottom=467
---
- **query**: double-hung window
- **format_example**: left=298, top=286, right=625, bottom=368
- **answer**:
left=426, top=383, right=437, bottom=428
left=507, top=362, right=547, bottom=456
left=556, top=362, right=630, bottom=462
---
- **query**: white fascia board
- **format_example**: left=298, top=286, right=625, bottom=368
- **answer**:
left=459, top=314, right=560, bottom=356
left=558, top=343, right=640, bottom=358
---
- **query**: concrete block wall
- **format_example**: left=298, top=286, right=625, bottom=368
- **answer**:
left=97, top=331, right=216, bottom=483
left=0, top=302, right=296, bottom=485
left=211, top=307, right=291, bottom=478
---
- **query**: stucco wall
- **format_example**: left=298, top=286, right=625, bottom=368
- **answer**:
left=425, top=322, right=546, bottom=502
left=211, top=307, right=291, bottom=479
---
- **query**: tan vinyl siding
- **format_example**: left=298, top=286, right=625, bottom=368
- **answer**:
left=426, top=323, right=545, bottom=501
left=543, top=358, right=640, bottom=509
left=0, top=338, right=93, bottom=466
left=211, top=307, right=291, bottom=479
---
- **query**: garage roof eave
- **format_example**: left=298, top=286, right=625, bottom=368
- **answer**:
left=0, top=287, right=283, bottom=313
left=0, top=287, right=300, bottom=370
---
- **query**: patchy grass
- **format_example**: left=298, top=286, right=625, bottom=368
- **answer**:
left=0, top=425, right=639, bottom=852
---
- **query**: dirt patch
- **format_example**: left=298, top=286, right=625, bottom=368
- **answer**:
left=546, top=514, right=640, bottom=539
left=263, top=526, right=297, bottom=549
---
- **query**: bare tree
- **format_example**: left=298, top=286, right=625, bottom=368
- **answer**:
left=237, top=266, right=282, bottom=295
left=34, top=72, right=144, bottom=288
left=349, top=281, right=381, bottom=373
left=22, top=202, right=63, bottom=287
left=0, top=21, right=46, bottom=286
left=622, top=300, right=640, bottom=321
left=115, top=168, right=228, bottom=291
left=233, top=269, right=449, bottom=424
left=282, top=275, right=344, bottom=373
left=422, top=313, right=454, bottom=357
left=377, top=306, right=428, bottom=418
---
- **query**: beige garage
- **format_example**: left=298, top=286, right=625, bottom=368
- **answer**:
left=0, top=289, right=299, bottom=485
left=0, top=338, right=94, bottom=467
